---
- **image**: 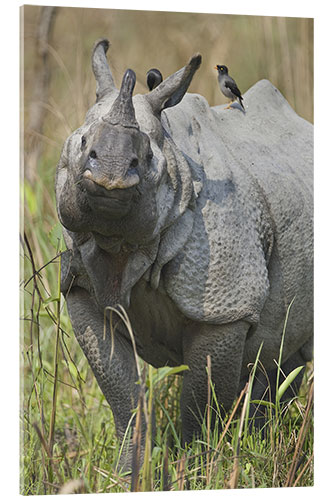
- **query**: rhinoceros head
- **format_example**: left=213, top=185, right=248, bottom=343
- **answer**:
left=80, top=69, right=151, bottom=222
left=56, top=39, right=201, bottom=247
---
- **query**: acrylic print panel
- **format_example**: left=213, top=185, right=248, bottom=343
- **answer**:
left=21, top=3, right=313, bottom=495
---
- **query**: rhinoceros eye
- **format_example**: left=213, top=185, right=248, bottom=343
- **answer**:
left=89, top=150, right=97, bottom=159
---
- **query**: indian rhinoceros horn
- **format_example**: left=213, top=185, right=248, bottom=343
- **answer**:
left=92, top=38, right=117, bottom=102
left=103, top=68, right=139, bottom=128
left=146, top=53, right=202, bottom=113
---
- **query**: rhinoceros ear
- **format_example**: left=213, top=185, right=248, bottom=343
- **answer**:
left=92, top=38, right=118, bottom=102
left=146, top=53, right=202, bottom=114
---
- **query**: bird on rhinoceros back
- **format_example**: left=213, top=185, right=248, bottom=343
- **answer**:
left=214, top=64, right=245, bottom=110
left=146, top=68, right=163, bottom=90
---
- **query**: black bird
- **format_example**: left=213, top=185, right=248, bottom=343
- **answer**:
left=146, top=68, right=163, bottom=91
left=214, top=65, right=244, bottom=110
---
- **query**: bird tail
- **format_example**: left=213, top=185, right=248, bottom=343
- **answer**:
left=239, top=97, right=245, bottom=110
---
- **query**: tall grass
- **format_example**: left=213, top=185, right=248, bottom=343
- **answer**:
left=21, top=184, right=314, bottom=492
left=21, top=225, right=314, bottom=493
left=21, top=5, right=314, bottom=494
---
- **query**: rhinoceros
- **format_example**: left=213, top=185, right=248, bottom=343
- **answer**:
left=56, top=39, right=313, bottom=467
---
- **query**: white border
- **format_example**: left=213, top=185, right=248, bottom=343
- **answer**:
left=2, top=1, right=332, bottom=499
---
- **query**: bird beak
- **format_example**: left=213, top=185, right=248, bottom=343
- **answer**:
left=214, top=66, right=218, bottom=70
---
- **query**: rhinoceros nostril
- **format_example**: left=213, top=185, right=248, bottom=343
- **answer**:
left=130, top=157, right=138, bottom=169
left=127, top=157, right=139, bottom=176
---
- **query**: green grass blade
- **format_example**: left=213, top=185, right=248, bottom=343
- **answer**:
left=243, top=341, right=264, bottom=439
left=276, top=365, right=304, bottom=404
left=276, top=296, right=296, bottom=402
left=152, top=365, right=189, bottom=387
left=250, top=400, right=276, bottom=409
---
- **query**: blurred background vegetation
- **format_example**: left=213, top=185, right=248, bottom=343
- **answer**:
left=23, top=6, right=313, bottom=184
left=21, top=6, right=314, bottom=494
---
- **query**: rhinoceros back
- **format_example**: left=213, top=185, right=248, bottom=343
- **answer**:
left=161, top=80, right=313, bottom=330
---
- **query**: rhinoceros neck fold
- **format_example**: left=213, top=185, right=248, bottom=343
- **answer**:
left=78, top=235, right=160, bottom=310
left=78, top=238, right=128, bottom=307
left=150, top=135, right=196, bottom=239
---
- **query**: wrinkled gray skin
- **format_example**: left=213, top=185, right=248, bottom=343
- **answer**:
left=56, top=39, right=313, bottom=469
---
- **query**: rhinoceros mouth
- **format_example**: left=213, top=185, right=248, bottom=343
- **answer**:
left=83, top=177, right=135, bottom=218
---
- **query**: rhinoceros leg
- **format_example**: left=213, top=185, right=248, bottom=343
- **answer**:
left=249, top=347, right=308, bottom=430
left=66, top=286, right=144, bottom=470
left=181, top=321, right=249, bottom=442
